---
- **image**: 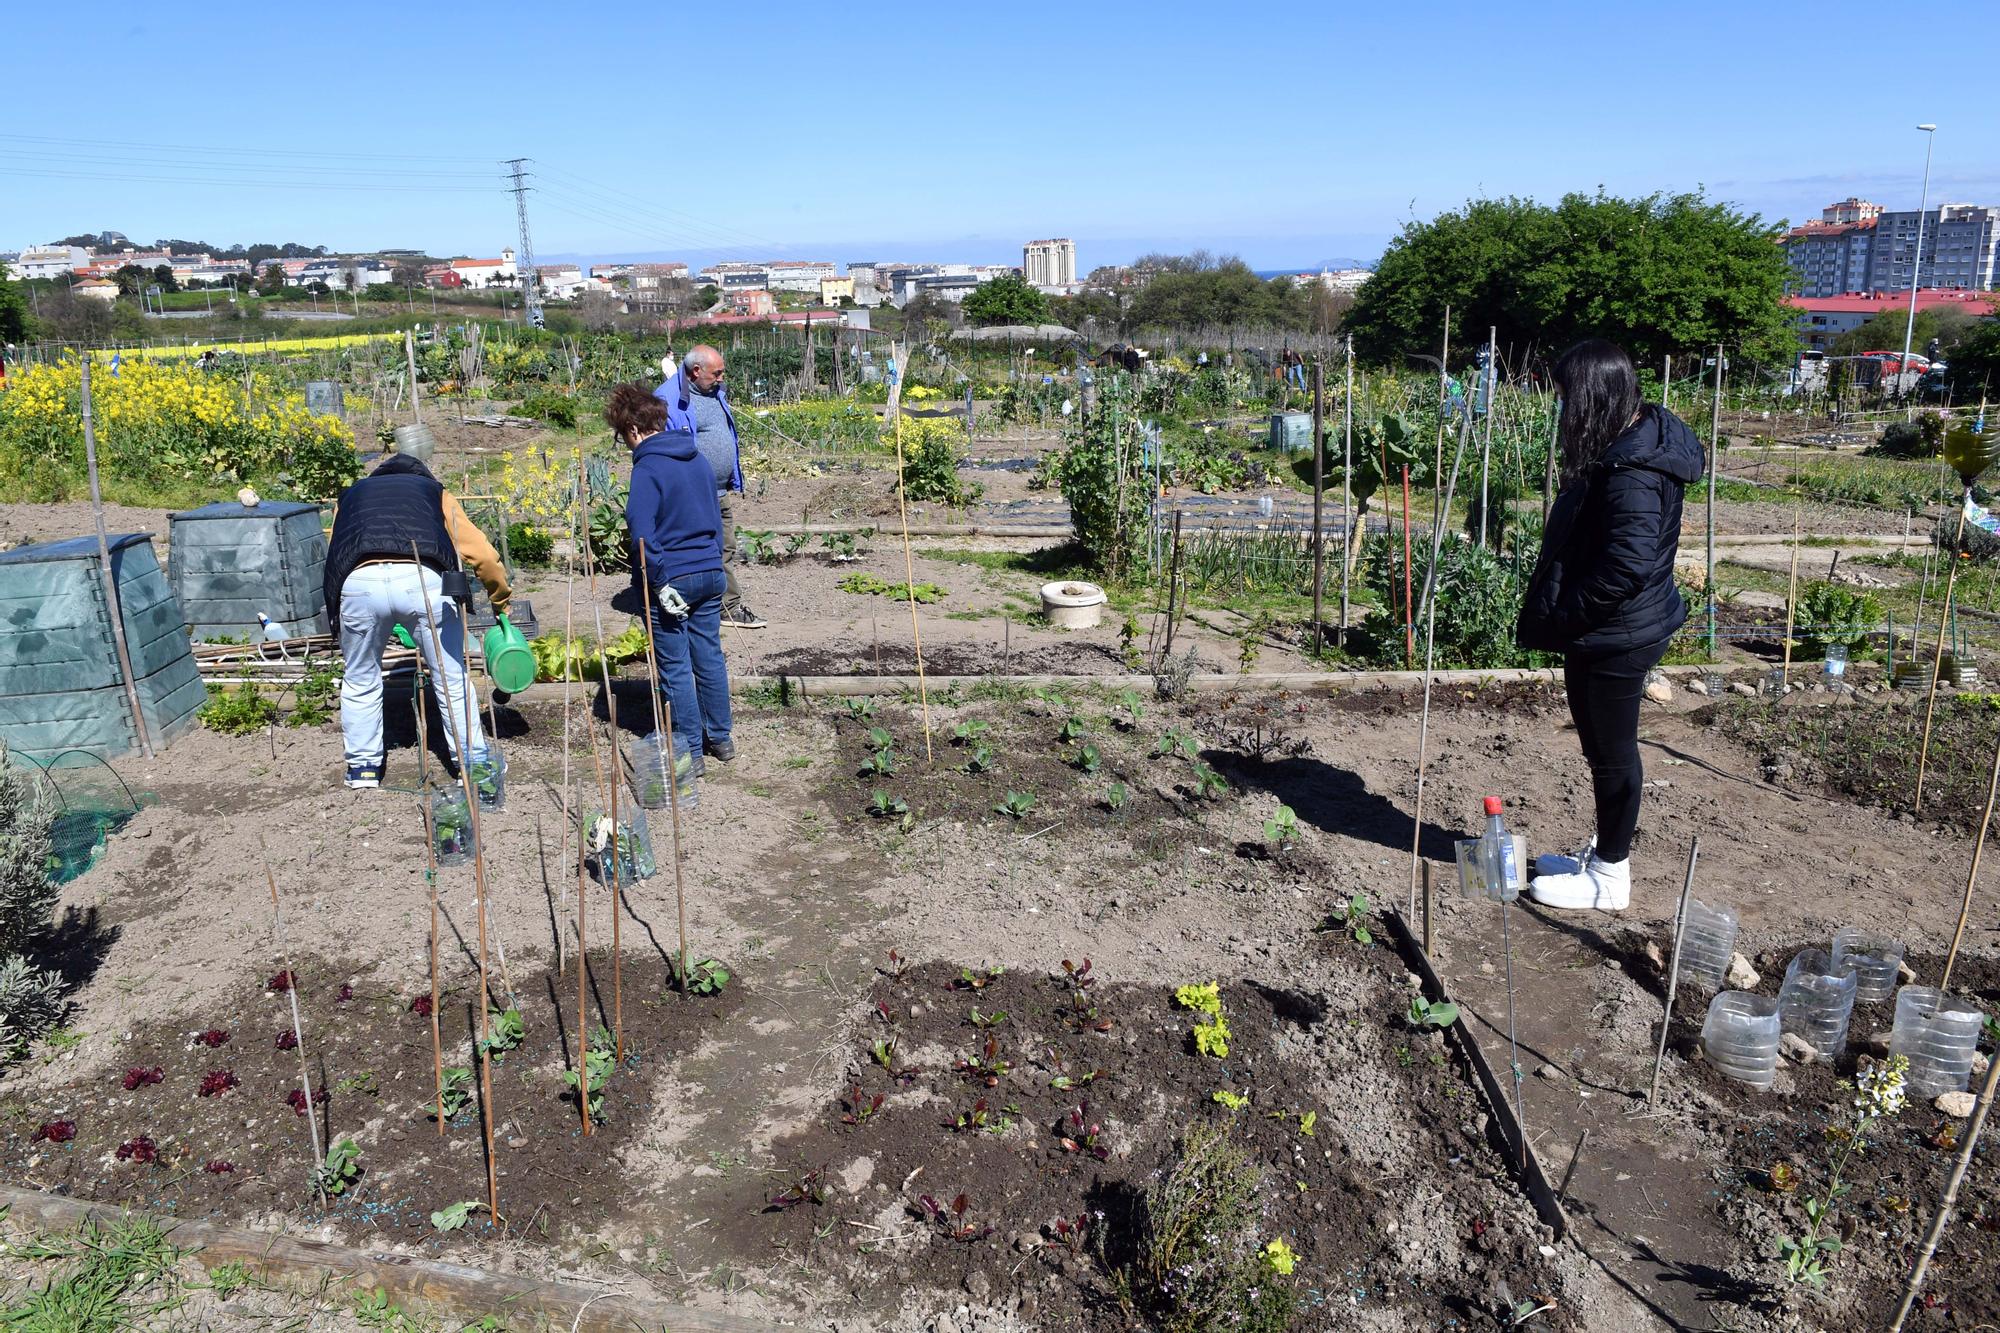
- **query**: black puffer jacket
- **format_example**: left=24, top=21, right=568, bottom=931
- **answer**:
left=1517, top=405, right=1705, bottom=657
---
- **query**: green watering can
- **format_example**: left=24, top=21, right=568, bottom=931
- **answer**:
left=482, top=614, right=536, bottom=693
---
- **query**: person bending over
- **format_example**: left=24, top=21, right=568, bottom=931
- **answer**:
left=1516, top=339, right=1703, bottom=911
left=608, top=382, right=733, bottom=808
left=325, top=441, right=510, bottom=790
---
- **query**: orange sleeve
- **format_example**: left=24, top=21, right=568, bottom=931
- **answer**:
left=442, top=491, right=511, bottom=612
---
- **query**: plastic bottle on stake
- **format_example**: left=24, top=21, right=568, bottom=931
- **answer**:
left=1478, top=796, right=1522, bottom=902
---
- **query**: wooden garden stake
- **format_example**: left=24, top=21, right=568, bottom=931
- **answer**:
left=1648, top=835, right=1702, bottom=1105
left=1310, top=359, right=1325, bottom=653
left=888, top=411, right=934, bottom=761
left=1915, top=495, right=1972, bottom=812
left=580, top=522, right=625, bottom=1061
left=259, top=842, right=326, bottom=1204
left=1939, top=700, right=2000, bottom=991
left=1887, top=1034, right=2000, bottom=1332
left=1420, top=860, right=1434, bottom=956
left=1499, top=870, right=1527, bottom=1172
left=1430, top=309, right=1451, bottom=535
left=1407, top=408, right=1475, bottom=921
left=634, top=540, right=692, bottom=1001
left=1163, top=510, right=1184, bottom=656
left=412, top=570, right=500, bottom=1223
left=1780, top=504, right=1802, bottom=684
left=1340, top=335, right=1354, bottom=643
left=1401, top=465, right=1414, bottom=668
left=403, top=551, right=444, bottom=1135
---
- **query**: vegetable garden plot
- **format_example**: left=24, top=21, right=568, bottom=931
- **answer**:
left=749, top=960, right=1573, bottom=1331
left=0, top=950, right=738, bottom=1248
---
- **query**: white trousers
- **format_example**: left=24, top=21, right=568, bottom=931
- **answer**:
left=338, top=563, right=488, bottom=767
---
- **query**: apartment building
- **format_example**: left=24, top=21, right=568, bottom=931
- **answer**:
left=1023, top=237, right=1076, bottom=288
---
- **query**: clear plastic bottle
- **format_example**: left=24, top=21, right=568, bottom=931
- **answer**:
left=630, top=733, right=675, bottom=811
left=468, top=745, right=506, bottom=814
left=1675, top=898, right=1740, bottom=990
left=1832, top=928, right=1906, bottom=1005
left=1477, top=796, right=1522, bottom=902
left=431, top=790, right=473, bottom=867
left=1700, top=991, right=1782, bottom=1090
left=1890, top=986, right=1987, bottom=1096
left=1778, top=949, right=1859, bottom=1060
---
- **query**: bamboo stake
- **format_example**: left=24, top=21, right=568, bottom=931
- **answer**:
left=565, top=471, right=589, bottom=1135
left=1887, top=1029, right=2000, bottom=1332
left=1648, top=836, right=1701, bottom=1104
left=412, top=570, right=500, bottom=1223
left=1915, top=496, right=1972, bottom=812
left=79, top=357, right=153, bottom=759
left=558, top=468, right=580, bottom=912
left=1407, top=409, right=1476, bottom=920
left=889, top=410, right=934, bottom=761
left=1310, top=360, right=1325, bottom=654
left=1938, top=696, right=2000, bottom=991
left=259, top=842, right=326, bottom=1204
left=574, top=777, right=593, bottom=1137
left=634, top=539, right=692, bottom=999
left=1781, top=504, right=1802, bottom=684
left=1401, top=466, right=1414, bottom=668
left=580, top=517, right=625, bottom=1062
left=1431, top=310, right=1451, bottom=536
left=403, top=572, right=444, bottom=1135
left=1340, top=335, right=1354, bottom=643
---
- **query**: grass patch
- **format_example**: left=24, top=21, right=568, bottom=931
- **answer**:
left=0, top=1217, right=188, bottom=1330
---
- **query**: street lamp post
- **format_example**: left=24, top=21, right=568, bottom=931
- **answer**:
left=1901, top=123, right=1937, bottom=419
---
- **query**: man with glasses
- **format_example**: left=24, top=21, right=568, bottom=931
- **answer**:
left=657, top=344, right=765, bottom=630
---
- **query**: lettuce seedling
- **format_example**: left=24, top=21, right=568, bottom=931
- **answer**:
left=194, top=1029, right=231, bottom=1049
left=1075, top=743, right=1102, bottom=774
left=1061, top=957, right=1113, bottom=1033
left=1407, top=996, right=1459, bottom=1029
left=958, top=742, right=996, bottom=774
left=1057, top=718, right=1087, bottom=745
left=867, top=790, right=909, bottom=818
left=115, top=1135, right=158, bottom=1164
left=265, top=970, right=295, bottom=993
left=198, top=1069, right=239, bottom=1098
left=121, top=1066, right=164, bottom=1091
left=32, top=1120, right=76, bottom=1144
left=275, top=1029, right=298, bottom=1051
left=843, top=697, right=876, bottom=722
left=951, top=720, right=991, bottom=743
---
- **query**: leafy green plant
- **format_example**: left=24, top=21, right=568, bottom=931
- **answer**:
left=1057, top=717, right=1088, bottom=745
left=671, top=957, right=731, bottom=995
left=431, top=1066, right=473, bottom=1121
left=476, top=1006, right=524, bottom=1060
left=768, top=1165, right=829, bottom=1210
left=953, top=1097, right=1014, bottom=1135
left=198, top=683, right=278, bottom=736
left=995, top=791, right=1036, bottom=819
left=1408, top=995, right=1459, bottom=1029
left=1190, top=761, right=1229, bottom=801
left=1263, top=804, right=1301, bottom=847
left=313, top=1137, right=361, bottom=1197
left=1105, top=781, right=1129, bottom=812
left=430, top=1200, right=486, bottom=1232
left=838, top=571, right=947, bottom=603
left=860, top=744, right=898, bottom=777
left=1175, top=982, right=1231, bottom=1058
left=1075, top=743, right=1103, bottom=774
left=586, top=486, right=630, bottom=572
left=969, top=1006, right=1008, bottom=1029
left=1120, top=613, right=1144, bottom=671
left=1154, top=728, right=1200, bottom=761
left=955, top=1034, right=1013, bottom=1087
left=1776, top=1055, right=1908, bottom=1286
left=1357, top=532, right=1545, bottom=671
left=951, top=719, right=991, bottom=743
left=958, top=742, right=996, bottom=775
left=738, top=528, right=779, bottom=565
left=866, top=789, right=909, bottom=818
left=842, top=1085, right=885, bottom=1125
left=1211, top=1088, right=1249, bottom=1111
left=898, top=418, right=984, bottom=506
left=1792, top=581, right=1881, bottom=657
left=562, top=1024, right=615, bottom=1119
left=288, top=658, right=343, bottom=727
left=843, top=697, right=877, bottom=722
left=1316, top=893, right=1373, bottom=945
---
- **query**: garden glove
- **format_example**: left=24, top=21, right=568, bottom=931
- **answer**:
left=656, top=583, right=690, bottom=621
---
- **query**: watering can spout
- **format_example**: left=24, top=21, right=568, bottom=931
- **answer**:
left=482, top=614, right=536, bottom=693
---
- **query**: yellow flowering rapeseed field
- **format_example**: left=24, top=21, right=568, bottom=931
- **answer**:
left=0, top=359, right=360, bottom=502
left=496, top=444, right=580, bottom=532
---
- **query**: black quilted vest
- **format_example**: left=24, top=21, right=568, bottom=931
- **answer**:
left=322, top=456, right=456, bottom=624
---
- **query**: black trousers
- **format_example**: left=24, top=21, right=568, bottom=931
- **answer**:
left=1562, top=638, right=1670, bottom=863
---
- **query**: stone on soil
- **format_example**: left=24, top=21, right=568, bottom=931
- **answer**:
left=1644, top=678, right=1674, bottom=704
left=1936, top=1091, right=1977, bottom=1118
left=1779, top=1033, right=1817, bottom=1064
left=1725, top=953, right=1761, bottom=989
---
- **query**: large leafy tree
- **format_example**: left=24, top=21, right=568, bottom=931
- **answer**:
left=962, top=273, right=1052, bottom=326
left=1127, top=255, right=1309, bottom=331
left=1345, top=192, right=1797, bottom=371
left=0, top=266, right=28, bottom=342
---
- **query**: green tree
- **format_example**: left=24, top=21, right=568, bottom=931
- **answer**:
left=1126, top=255, right=1309, bottom=331
left=1344, top=191, right=1797, bottom=371
left=962, top=272, right=1052, bottom=326
left=0, top=266, right=28, bottom=342
left=151, top=264, right=179, bottom=294
left=1828, top=305, right=1982, bottom=360
left=1947, top=317, right=2000, bottom=400
left=112, top=263, right=149, bottom=296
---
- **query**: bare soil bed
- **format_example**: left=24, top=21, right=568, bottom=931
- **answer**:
left=4, top=655, right=1998, bottom=1328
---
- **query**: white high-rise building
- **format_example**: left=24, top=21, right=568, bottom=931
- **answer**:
left=1023, top=238, right=1076, bottom=289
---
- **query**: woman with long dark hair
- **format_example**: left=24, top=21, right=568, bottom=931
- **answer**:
left=1517, top=339, right=1704, bottom=910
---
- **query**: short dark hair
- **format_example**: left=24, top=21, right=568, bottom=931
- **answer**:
left=1553, top=339, right=1641, bottom=486
left=603, top=382, right=666, bottom=438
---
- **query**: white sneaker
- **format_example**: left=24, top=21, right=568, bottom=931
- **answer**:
left=1528, top=853, right=1630, bottom=912
left=1534, top=835, right=1596, bottom=880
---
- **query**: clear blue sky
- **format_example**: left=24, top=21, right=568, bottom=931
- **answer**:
left=6, top=0, right=1996, bottom=274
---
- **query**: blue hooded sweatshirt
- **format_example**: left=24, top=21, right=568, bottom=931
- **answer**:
left=627, top=425, right=723, bottom=591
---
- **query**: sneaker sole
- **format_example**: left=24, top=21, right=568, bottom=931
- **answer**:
left=345, top=779, right=381, bottom=789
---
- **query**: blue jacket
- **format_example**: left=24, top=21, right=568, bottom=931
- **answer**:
left=654, top=373, right=742, bottom=493
left=627, top=427, right=723, bottom=590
